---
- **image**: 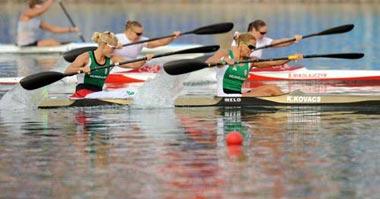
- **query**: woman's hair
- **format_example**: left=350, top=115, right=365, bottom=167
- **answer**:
left=235, top=32, right=256, bottom=45
left=28, top=0, right=44, bottom=8
left=247, top=20, right=266, bottom=32
left=125, top=20, right=142, bottom=30
left=91, top=31, right=118, bottom=47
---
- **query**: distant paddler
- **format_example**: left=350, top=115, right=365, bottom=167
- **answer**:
left=207, top=33, right=303, bottom=97
left=232, top=19, right=302, bottom=59
left=112, top=20, right=181, bottom=72
left=65, top=31, right=153, bottom=98
left=114, top=20, right=181, bottom=60
left=17, top=0, right=80, bottom=47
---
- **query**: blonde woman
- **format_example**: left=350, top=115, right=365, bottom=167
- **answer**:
left=207, top=33, right=303, bottom=97
left=65, top=31, right=152, bottom=98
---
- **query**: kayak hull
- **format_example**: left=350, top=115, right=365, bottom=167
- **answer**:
left=38, top=92, right=380, bottom=109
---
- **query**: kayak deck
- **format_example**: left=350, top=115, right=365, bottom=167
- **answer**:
left=38, top=92, right=380, bottom=109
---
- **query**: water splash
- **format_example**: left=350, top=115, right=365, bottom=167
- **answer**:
left=132, top=70, right=189, bottom=108
left=0, top=84, right=48, bottom=110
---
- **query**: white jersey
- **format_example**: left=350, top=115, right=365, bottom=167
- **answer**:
left=231, top=33, right=273, bottom=58
left=114, top=33, right=149, bottom=59
left=17, top=17, right=42, bottom=46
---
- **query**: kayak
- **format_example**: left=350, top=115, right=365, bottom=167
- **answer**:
left=38, top=91, right=380, bottom=109
left=0, top=43, right=200, bottom=54
left=249, top=66, right=380, bottom=81
left=0, top=43, right=96, bottom=54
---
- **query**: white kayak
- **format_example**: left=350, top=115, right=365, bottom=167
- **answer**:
left=3, top=66, right=380, bottom=86
left=249, top=66, right=380, bottom=81
left=0, top=43, right=200, bottom=54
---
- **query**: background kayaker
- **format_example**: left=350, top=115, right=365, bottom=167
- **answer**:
left=112, top=20, right=180, bottom=72
left=232, top=19, right=303, bottom=59
left=64, top=31, right=153, bottom=98
left=17, top=0, right=80, bottom=47
left=207, top=33, right=303, bottom=97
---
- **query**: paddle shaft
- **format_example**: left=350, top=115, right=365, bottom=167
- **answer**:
left=58, top=1, right=85, bottom=42
left=121, top=32, right=193, bottom=47
left=255, top=24, right=354, bottom=50
left=63, top=22, right=232, bottom=62
left=208, top=53, right=364, bottom=67
left=89, top=45, right=218, bottom=73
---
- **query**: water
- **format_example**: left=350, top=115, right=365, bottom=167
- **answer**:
left=1, top=2, right=380, bottom=198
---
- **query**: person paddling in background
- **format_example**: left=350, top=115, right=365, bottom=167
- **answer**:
left=232, top=19, right=303, bottom=59
left=65, top=31, right=153, bottom=98
left=112, top=20, right=180, bottom=72
left=207, top=33, right=303, bottom=97
left=17, top=0, right=79, bottom=47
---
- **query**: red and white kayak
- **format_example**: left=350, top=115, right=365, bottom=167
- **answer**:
left=3, top=65, right=380, bottom=86
left=249, top=66, right=380, bottom=81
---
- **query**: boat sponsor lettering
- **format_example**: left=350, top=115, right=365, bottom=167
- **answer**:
left=288, top=73, right=327, bottom=79
left=224, top=98, right=242, bottom=103
left=287, top=95, right=321, bottom=103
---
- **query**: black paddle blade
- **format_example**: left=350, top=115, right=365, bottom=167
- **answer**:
left=163, top=59, right=208, bottom=75
left=317, top=24, right=354, bottom=36
left=305, top=53, right=364, bottom=59
left=63, top=46, right=97, bottom=62
left=174, top=45, right=220, bottom=54
left=20, top=71, right=66, bottom=90
left=192, top=22, right=234, bottom=35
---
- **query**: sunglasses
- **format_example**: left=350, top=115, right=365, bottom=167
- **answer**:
left=240, top=41, right=256, bottom=50
left=133, top=30, right=143, bottom=36
left=259, top=31, right=267, bottom=35
left=106, top=43, right=117, bottom=49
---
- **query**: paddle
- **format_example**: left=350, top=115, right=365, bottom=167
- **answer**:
left=58, top=0, right=85, bottom=42
left=255, top=24, right=354, bottom=50
left=63, top=22, right=234, bottom=62
left=163, top=53, right=364, bottom=75
left=20, top=45, right=219, bottom=90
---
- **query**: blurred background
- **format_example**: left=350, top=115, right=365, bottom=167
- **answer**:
left=0, top=0, right=379, bottom=68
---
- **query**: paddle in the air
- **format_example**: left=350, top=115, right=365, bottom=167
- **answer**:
left=58, top=0, right=85, bottom=42
left=20, top=45, right=220, bottom=90
left=63, top=22, right=233, bottom=62
left=163, top=53, right=364, bottom=75
left=255, top=24, right=354, bottom=50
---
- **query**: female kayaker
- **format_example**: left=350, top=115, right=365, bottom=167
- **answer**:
left=114, top=20, right=181, bottom=60
left=17, top=0, right=79, bottom=47
left=207, top=33, right=303, bottom=97
left=64, top=31, right=153, bottom=98
left=112, top=20, right=180, bottom=72
left=233, top=19, right=303, bottom=59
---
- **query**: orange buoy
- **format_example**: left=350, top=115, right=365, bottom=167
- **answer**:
left=226, top=131, right=243, bottom=145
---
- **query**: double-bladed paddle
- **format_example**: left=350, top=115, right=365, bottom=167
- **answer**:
left=163, top=53, right=364, bottom=75
left=20, top=45, right=220, bottom=90
left=63, top=22, right=234, bottom=62
left=255, top=24, right=354, bottom=50
left=58, top=0, right=85, bottom=42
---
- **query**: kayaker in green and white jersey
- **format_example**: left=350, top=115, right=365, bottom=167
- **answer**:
left=64, top=31, right=153, bottom=98
left=206, top=33, right=303, bottom=97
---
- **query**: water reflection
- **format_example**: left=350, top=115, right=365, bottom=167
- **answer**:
left=0, top=106, right=379, bottom=198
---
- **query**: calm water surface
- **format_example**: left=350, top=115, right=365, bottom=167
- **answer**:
left=0, top=2, right=380, bottom=198
left=0, top=107, right=379, bottom=198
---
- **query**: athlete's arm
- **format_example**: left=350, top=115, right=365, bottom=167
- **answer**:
left=64, top=53, right=90, bottom=74
left=147, top=31, right=181, bottom=48
left=205, top=49, right=232, bottom=67
left=21, top=0, right=54, bottom=20
left=111, top=54, right=153, bottom=69
left=270, top=35, right=303, bottom=48
left=40, top=21, right=79, bottom=33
